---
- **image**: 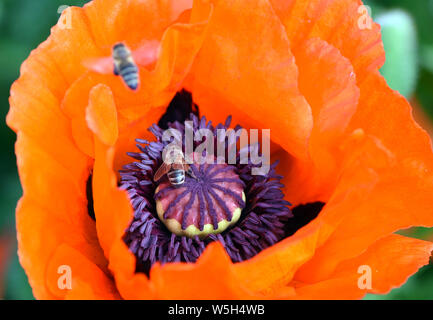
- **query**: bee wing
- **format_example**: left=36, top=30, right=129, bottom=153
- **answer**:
left=82, top=56, right=114, bottom=75
left=132, top=40, right=160, bottom=67
left=154, top=162, right=171, bottom=182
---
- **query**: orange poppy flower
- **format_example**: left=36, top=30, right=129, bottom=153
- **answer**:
left=7, top=0, right=433, bottom=300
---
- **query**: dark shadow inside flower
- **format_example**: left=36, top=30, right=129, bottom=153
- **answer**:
left=284, top=202, right=325, bottom=237
left=158, top=90, right=200, bottom=130
left=86, top=174, right=96, bottom=221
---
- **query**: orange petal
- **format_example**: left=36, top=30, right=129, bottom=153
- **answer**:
left=350, top=72, right=433, bottom=161
left=270, top=0, right=385, bottom=82
left=8, top=75, right=89, bottom=177
left=93, top=140, right=132, bottom=260
left=295, top=234, right=433, bottom=299
left=150, top=242, right=255, bottom=299
left=46, top=244, right=119, bottom=299
left=116, top=0, right=212, bottom=123
left=273, top=149, right=330, bottom=206
left=61, top=73, right=101, bottom=158
left=83, top=0, right=193, bottom=49
left=232, top=217, right=327, bottom=296
left=62, top=72, right=146, bottom=157
left=13, top=133, right=109, bottom=299
left=36, top=6, right=101, bottom=85
left=279, top=37, right=360, bottom=204
left=65, top=280, right=114, bottom=300
left=8, top=51, right=111, bottom=298
left=188, top=0, right=313, bottom=159
left=108, top=240, right=155, bottom=299
left=295, top=73, right=433, bottom=281
left=92, top=134, right=155, bottom=299
left=295, top=38, right=359, bottom=168
left=86, top=84, right=118, bottom=146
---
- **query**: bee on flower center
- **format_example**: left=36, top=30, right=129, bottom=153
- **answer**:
left=154, top=146, right=195, bottom=187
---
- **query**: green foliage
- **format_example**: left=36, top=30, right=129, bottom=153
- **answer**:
left=421, top=44, right=433, bottom=74
left=4, top=249, right=34, bottom=300
left=377, top=10, right=418, bottom=98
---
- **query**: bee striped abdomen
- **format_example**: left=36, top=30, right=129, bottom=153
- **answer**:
left=119, top=63, right=139, bottom=90
left=167, top=169, right=185, bottom=186
left=112, top=43, right=139, bottom=91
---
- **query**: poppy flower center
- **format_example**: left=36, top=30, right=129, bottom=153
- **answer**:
left=155, top=157, right=246, bottom=238
left=119, top=90, right=295, bottom=274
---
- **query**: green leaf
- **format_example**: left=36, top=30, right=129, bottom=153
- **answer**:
left=420, top=44, right=433, bottom=74
left=4, top=248, right=34, bottom=300
left=377, top=9, right=418, bottom=98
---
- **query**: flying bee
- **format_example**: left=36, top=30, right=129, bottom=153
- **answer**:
left=154, top=147, right=195, bottom=187
left=83, top=40, right=160, bottom=91
left=112, top=43, right=139, bottom=90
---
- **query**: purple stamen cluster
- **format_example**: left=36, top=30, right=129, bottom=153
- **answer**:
left=120, top=114, right=292, bottom=274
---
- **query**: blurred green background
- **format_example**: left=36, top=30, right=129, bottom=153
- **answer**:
left=0, top=0, right=432, bottom=299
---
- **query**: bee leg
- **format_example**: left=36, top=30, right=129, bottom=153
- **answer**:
left=186, top=167, right=197, bottom=180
